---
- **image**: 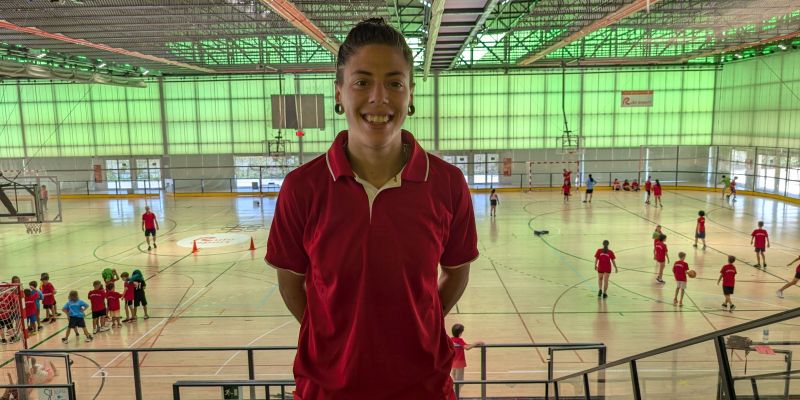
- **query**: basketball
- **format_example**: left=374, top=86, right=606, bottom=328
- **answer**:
left=687, top=270, right=697, bottom=279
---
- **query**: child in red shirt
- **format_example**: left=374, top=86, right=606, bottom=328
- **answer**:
left=562, top=183, right=570, bottom=203
left=105, top=283, right=123, bottom=328
left=694, top=210, right=706, bottom=249
left=653, top=179, right=663, bottom=207
left=654, top=234, right=669, bottom=283
left=23, top=289, right=38, bottom=333
left=777, top=254, right=800, bottom=298
left=751, top=221, right=770, bottom=268
left=718, top=255, right=737, bottom=311
left=644, top=176, right=652, bottom=204
left=88, top=281, right=109, bottom=334
left=450, top=324, right=484, bottom=398
left=40, top=273, right=59, bottom=323
left=120, top=272, right=135, bottom=323
left=594, top=240, right=618, bottom=299
left=672, top=252, right=689, bottom=306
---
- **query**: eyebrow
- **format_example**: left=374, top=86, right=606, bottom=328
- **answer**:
left=352, top=70, right=407, bottom=78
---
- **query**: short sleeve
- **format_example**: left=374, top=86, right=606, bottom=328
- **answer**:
left=265, top=173, right=310, bottom=275
left=609, top=251, right=616, bottom=260
left=440, top=173, right=479, bottom=268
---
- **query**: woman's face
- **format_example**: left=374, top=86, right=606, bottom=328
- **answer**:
left=336, top=44, right=413, bottom=149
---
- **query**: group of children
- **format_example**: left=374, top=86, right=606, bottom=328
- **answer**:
left=592, top=213, right=796, bottom=312
left=61, top=269, right=149, bottom=343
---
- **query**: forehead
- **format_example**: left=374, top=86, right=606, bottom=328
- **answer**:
left=343, top=44, right=411, bottom=76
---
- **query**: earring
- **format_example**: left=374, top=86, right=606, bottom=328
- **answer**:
left=334, top=104, right=344, bottom=115
left=407, top=104, right=415, bottom=116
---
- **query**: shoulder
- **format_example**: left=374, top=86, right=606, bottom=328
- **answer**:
left=280, top=155, right=329, bottom=195
left=426, top=153, right=469, bottom=189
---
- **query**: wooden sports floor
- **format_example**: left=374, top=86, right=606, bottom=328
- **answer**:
left=0, top=188, right=798, bottom=399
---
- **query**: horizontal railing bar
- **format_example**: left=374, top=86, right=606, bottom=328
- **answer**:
left=555, top=307, right=800, bottom=383
left=733, top=368, right=800, bottom=381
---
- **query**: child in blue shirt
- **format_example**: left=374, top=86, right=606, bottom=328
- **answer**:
left=61, top=291, right=93, bottom=343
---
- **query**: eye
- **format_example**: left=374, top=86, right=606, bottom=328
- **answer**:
left=354, top=80, right=368, bottom=87
left=390, top=81, right=404, bottom=89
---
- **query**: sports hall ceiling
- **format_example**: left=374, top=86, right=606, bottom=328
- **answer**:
left=0, top=0, right=798, bottom=83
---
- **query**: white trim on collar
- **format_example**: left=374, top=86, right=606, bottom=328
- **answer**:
left=325, top=152, right=337, bottom=182
left=424, top=151, right=430, bottom=182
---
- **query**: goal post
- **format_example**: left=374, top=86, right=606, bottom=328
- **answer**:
left=0, top=283, right=28, bottom=349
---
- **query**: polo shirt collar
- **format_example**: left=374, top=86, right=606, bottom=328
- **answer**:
left=325, top=130, right=429, bottom=183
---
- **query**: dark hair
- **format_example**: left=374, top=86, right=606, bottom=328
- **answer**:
left=758, top=221, right=764, bottom=227
left=23, top=288, right=31, bottom=296
left=29, top=281, right=37, bottom=288
left=451, top=323, right=465, bottom=337
left=11, top=276, right=19, bottom=283
left=655, top=180, right=661, bottom=185
left=68, top=290, right=78, bottom=300
left=728, top=255, right=736, bottom=263
left=698, top=210, right=705, bottom=216
left=659, top=234, right=667, bottom=242
left=41, top=273, right=49, bottom=281
left=106, top=282, right=115, bottom=291
left=491, top=189, right=496, bottom=194
left=335, top=18, right=414, bottom=85
left=93, top=280, right=102, bottom=288
left=120, top=272, right=129, bottom=278
left=602, top=240, right=610, bottom=254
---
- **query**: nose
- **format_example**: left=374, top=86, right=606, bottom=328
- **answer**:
left=368, top=81, right=389, bottom=104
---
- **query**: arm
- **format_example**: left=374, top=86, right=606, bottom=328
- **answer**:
left=155, top=217, right=159, bottom=230
left=276, top=269, right=306, bottom=323
left=767, top=233, right=770, bottom=248
left=465, top=341, right=485, bottom=350
left=594, top=258, right=598, bottom=271
left=717, top=274, right=722, bottom=285
left=612, top=260, right=618, bottom=273
left=439, top=264, right=471, bottom=316
left=141, top=219, right=145, bottom=231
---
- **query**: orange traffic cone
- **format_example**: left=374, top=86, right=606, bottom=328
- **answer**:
left=192, top=240, right=198, bottom=253
left=249, top=237, right=256, bottom=251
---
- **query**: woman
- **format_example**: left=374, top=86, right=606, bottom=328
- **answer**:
left=594, top=240, right=618, bottom=298
left=265, top=18, right=478, bottom=400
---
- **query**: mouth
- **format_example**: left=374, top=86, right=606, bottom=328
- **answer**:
left=361, top=113, right=394, bottom=127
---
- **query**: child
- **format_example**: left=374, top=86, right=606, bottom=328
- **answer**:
left=29, top=281, right=43, bottom=331
left=121, top=272, right=135, bottom=323
left=751, top=221, right=770, bottom=268
left=40, top=273, right=59, bottom=323
left=673, top=252, right=689, bottom=306
left=102, top=268, right=119, bottom=286
left=653, top=179, right=663, bottom=207
left=583, top=174, right=595, bottom=203
left=131, top=270, right=150, bottom=320
left=23, top=289, right=37, bottom=333
left=631, top=179, right=640, bottom=192
left=0, top=289, right=18, bottom=344
left=729, top=177, right=738, bottom=202
left=654, top=234, right=669, bottom=284
left=694, top=211, right=706, bottom=249
left=776, top=255, right=800, bottom=298
left=594, top=240, right=618, bottom=299
left=652, top=225, right=663, bottom=241
left=562, top=182, right=570, bottom=203
left=720, top=175, right=730, bottom=199
left=450, top=323, right=484, bottom=398
left=562, top=168, right=572, bottom=186
left=644, top=176, right=652, bottom=204
left=88, top=281, right=110, bottom=334
left=622, top=179, right=631, bottom=191
left=489, top=189, right=499, bottom=217
left=718, top=255, right=737, bottom=311
left=105, top=283, right=123, bottom=328
left=61, top=291, right=93, bottom=343
left=612, top=178, right=621, bottom=191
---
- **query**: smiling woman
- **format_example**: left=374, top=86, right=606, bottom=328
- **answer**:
left=265, top=17, right=479, bottom=400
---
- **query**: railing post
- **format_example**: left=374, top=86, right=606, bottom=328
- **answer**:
left=714, top=336, right=736, bottom=399
left=15, top=353, right=28, bottom=400
left=629, top=360, right=642, bottom=400
left=172, top=384, right=181, bottom=400
left=582, top=373, right=590, bottom=400
left=750, top=378, right=759, bottom=399
left=248, top=349, right=256, bottom=400
left=783, top=350, right=791, bottom=399
left=132, top=351, right=143, bottom=400
left=546, top=348, right=553, bottom=400
left=85, top=181, right=90, bottom=196
left=598, top=346, right=607, bottom=399
left=70, top=382, right=77, bottom=400
left=480, top=345, right=487, bottom=399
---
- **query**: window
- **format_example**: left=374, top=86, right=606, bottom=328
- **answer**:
left=136, top=158, right=162, bottom=189
left=234, top=155, right=298, bottom=190
left=105, top=159, right=132, bottom=190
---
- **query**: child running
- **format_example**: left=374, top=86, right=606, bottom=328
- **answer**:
left=594, top=240, right=618, bottom=299
left=751, top=221, right=770, bottom=268
left=61, top=291, right=93, bottom=343
left=654, top=234, right=669, bottom=283
left=729, top=177, right=738, bottom=202
left=720, top=175, right=730, bottom=199
left=776, top=255, right=800, bottom=298
left=693, top=210, right=706, bottom=249
left=88, top=281, right=109, bottom=334
left=672, top=252, right=689, bottom=306
left=489, top=189, right=499, bottom=217
left=450, top=323, right=484, bottom=398
left=653, top=179, right=663, bottom=207
left=121, top=272, right=135, bottom=322
left=718, top=256, right=737, bottom=312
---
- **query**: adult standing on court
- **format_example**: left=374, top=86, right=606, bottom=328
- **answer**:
left=141, top=206, right=159, bottom=250
left=265, top=18, right=478, bottom=400
left=39, top=185, right=48, bottom=211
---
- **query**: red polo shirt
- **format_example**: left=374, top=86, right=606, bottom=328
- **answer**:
left=266, top=130, right=479, bottom=400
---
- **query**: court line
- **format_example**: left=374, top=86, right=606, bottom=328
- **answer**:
left=90, top=287, right=208, bottom=378
left=214, top=320, right=293, bottom=375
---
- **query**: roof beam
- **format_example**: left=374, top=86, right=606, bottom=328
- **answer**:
left=681, top=30, right=800, bottom=62
left=258, top=0, right=339, bottom=56
left=423, top=0, right=447, bottom=80
left=518, top=0, right=660, bottom=66
left=0, top=19, right=216, bottom=73
left=448, top=0, right=502, bottom=69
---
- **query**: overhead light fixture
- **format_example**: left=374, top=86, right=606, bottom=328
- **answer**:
left=778, top=44, right=787, bottom=50
left=734, top=53, right=742, bottom=59
left=35, top=53, right=46, bottom=59
left=97, top=62, right=106, bottom=68
left=142, top=69, right=150, bottom=76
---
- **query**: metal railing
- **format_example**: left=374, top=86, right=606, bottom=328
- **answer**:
left=552, top=307, right=800, bottom=399
left=17, top=342, right=606, bottom=400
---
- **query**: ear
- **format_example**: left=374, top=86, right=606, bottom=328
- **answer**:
left=409, top=82, right=415, bottom=106
left=334, top=80, right=342, bottom=106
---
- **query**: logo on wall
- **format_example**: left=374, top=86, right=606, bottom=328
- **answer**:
left=177, top=233, right=250, bottom=249
left=621, top=90, right=654, bottom=107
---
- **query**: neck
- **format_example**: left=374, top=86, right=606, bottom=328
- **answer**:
left=346, top=132, right=406, bottom=188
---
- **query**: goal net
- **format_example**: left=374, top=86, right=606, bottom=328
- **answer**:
left=0, top=284, right=27, bottom=349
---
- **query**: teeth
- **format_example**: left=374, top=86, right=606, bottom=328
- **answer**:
left=365, top=115, right=390, bottom=123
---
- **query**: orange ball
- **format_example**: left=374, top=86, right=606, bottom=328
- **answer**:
left=687, top=270, right=697, bottom=278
